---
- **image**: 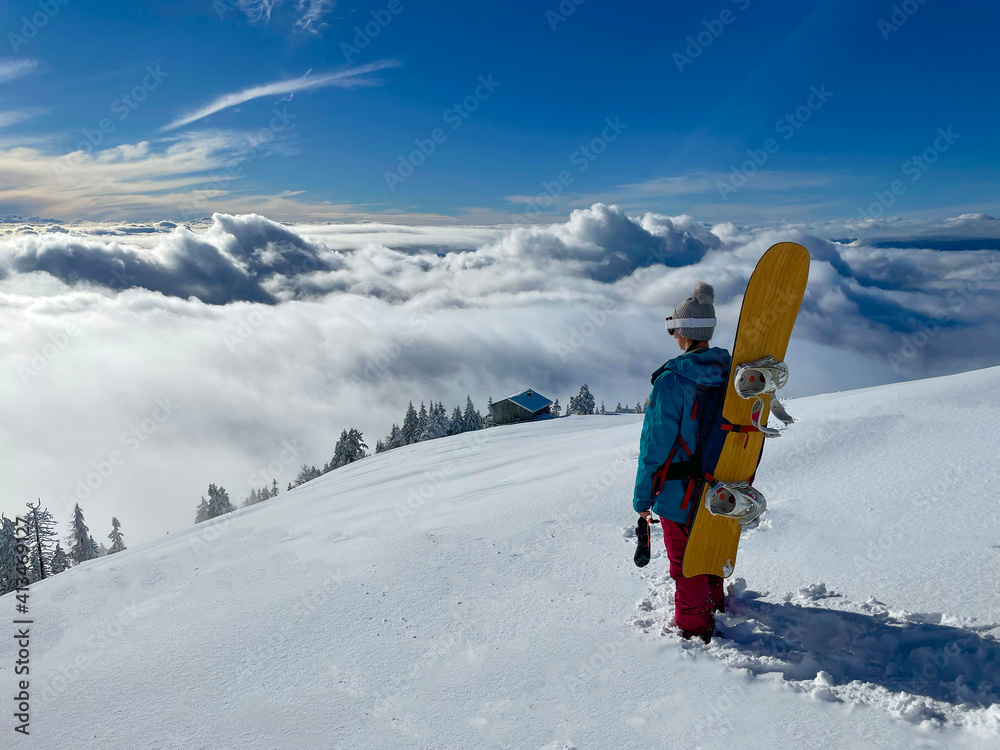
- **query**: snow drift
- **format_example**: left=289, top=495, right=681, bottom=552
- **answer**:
left=4, top=365, right=1000, bottom=749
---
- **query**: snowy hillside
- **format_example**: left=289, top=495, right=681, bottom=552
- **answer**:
left=5, top=366, right=1000, bottom=749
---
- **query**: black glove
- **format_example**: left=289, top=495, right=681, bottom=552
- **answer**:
left=634, top=516, right=651, bottom=567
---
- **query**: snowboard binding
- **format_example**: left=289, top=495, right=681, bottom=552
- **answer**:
left=704, top=481, right=766, bottom=526
left=735, top=356, right=795, bottom=438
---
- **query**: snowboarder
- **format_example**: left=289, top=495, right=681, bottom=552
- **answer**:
left=633, top=282, right=730, bottom=642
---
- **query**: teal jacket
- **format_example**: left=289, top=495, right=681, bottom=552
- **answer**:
left=633, top=347, right=731, bottom=524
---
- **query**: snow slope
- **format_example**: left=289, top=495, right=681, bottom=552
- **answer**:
left=5, top=366, right=1000, bottom=749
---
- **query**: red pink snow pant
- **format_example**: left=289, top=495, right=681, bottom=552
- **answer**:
left=661, top=518, right=724, bottom=636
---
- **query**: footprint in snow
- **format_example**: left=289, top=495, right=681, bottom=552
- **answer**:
left=633, top=577, right=1000, bottom=732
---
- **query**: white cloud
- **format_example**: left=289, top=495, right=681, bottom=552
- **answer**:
left=0, top=58, right=39, bottom=84
left=236, top=0, right=334, bottom=33
left=1, top=205, right=997, bottom=548
left=162, top=61, right=398, bottom=131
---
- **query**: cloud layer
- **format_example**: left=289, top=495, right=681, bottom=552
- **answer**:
left=3, top=204, right=997, bottom=547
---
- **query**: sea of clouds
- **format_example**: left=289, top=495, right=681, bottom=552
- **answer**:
left=3, top=203, right=998, bottom=543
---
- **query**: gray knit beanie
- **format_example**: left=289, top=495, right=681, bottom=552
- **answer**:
left=670, top=282, right=716, bottom=341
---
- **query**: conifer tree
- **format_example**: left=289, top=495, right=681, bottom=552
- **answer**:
left=271, top=479, right=279, bottom=497
left=70, top=503, right=98, bottom=565
left=600, top=401, right=606, bottom=415
left=0, top=515, right=19, bottom=595
left=108, top=517, right=127, bottom=554
left=25, top=500, right=58, bottom=582
left=449, top=405, right=464, bottom=435
left=462, top=396, right=482, bottom=431
left=615, top=402, right=623, bottom=413
left=50, top=543, right=70, bottom=575
left=551, top=398, right=561, bottom=417
left=195, top=496, right=210, bottom=523
left=203, top=484, right=236, bottom=519
left=400, top=401, right=420, bottom=445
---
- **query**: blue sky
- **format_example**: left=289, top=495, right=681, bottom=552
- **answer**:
left=1, top=0, right=997, bottom=222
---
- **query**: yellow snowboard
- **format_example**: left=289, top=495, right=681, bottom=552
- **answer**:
left=682, top=242, right=810, bottom=578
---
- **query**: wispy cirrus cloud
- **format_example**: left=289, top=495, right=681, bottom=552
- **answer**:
left=0, top=58, right=40, bottom=84
left=162, top=60, right=398, bottom=131
left=235, top=0, right=334, bottom=34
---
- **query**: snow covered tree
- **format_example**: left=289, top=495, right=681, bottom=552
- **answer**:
left=108, top=517, right=127, bottom=554
left=0, top=515, right=19, bottom=595
left=210, top=484, right=236, bottom=517
left=25, top=501, right=58, bottom=582
left=569, top=384, right=596, bottom=415
left=400, top=401, right=420, bottom=445
left=615, top=402, right=623, bottom=413
left=195, top=496, right=209, bottom=523
left=325, top=428, right=368, bottom=471
left=448, top=405, right=465, bottom=435
left=91, top=537, right=107, bottom=557
left=69, top=503, right=98, bottom=565
left=50, top=543, right=70, bottom=575
left=635, top=400, right=645, bottom=414
left=600, top=401, right=606, bottom=415
left=293, top=465, right=322, bottom=487
left=417, top=402, right=430, bottom=440
left=287, top=482, right=293, bottom=492
left=551, top=399, right=561, bottom=417
left=462, top=396, right=482, bottom=431
left=421, top=402, right=449, bottom=441
left=271, top=479, right=279, bottom=497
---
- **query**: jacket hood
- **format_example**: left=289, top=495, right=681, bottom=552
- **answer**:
left=651, top=346, right=731, bottom=386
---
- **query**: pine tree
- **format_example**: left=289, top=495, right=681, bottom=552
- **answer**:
left=325, top=428, right=369, bottom=472
left=400, top=401, right=420, bottom=445
left=271, top=479, right=279, bottom=497
left=421, top=403, right=449, bottom=441
left=570, top=384, right=596, bottom=415
left=204, top=484, right=236, bottom=519
left=70, top=503, right=98, bottom=565
left=50, top=543, right=70, bottom=575
left=600, top=401, right=606, bottom=415
left=449, top=405, right=465, bottom=435
left=287, top=482, right=293, bottom=492
left=635, top=400, right=644, bottom=414
left=25, top=501, right=58, bottom=582
left=94, top=539, right=108, bottom=557
left=615, top=402, right=623, bottom=413
left=462, top=396, right=482, bottom=431
left=417, top=402, right=430, bottom=440
left=293, top=465, right=322, bottom=487
left=551, top=399, right=561, bottom=417
left=195, top=496, right=210, bottom=523
left=108, top=517, right=127, bottom=554
left=0, top=515, right=19, bottom=595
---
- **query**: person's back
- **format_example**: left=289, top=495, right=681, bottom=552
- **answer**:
left=633, top=282, right=730, bottom=642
